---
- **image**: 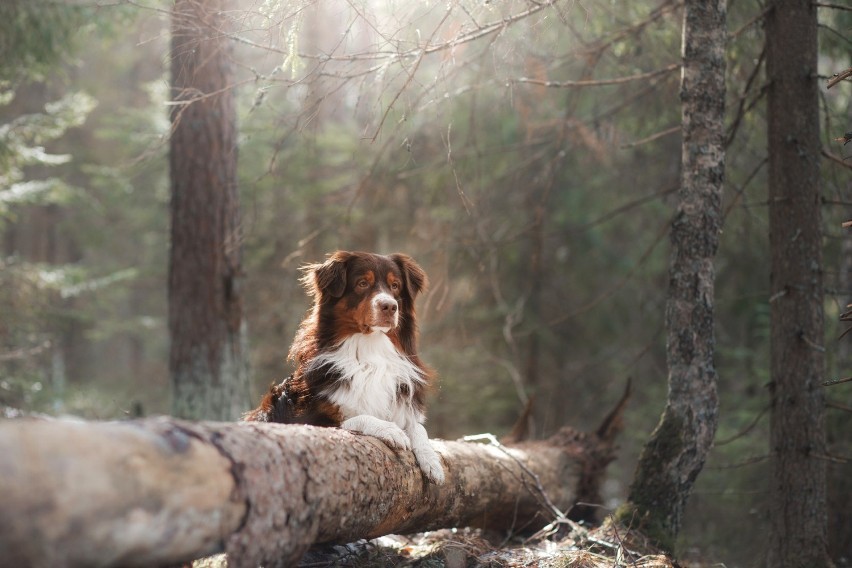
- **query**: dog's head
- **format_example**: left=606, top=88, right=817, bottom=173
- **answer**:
left=302, top=251, right=427, bottom=339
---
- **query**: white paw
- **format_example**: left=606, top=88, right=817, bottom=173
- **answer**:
left=342, top=416, right=411, bottom=450
left=374, top=423, right=411, bottom=450
left=414, top=444, right=445, bottom=485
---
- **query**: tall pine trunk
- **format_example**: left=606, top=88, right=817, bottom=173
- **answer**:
left=168, top=0, right=249, bottom=421
left=765, top=0, right=832, bottom=565
left=620, top=0, right=725, bottom=550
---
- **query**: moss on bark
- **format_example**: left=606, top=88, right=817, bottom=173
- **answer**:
left=617, top=413, right=685, bottom=552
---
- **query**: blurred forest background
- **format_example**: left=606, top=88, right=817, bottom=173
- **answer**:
left=0, top=0, right=849, bottom=565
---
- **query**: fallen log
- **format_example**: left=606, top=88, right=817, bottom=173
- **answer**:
left=0, top=406, right=623, bottom=568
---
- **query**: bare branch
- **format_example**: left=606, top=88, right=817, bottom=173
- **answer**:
left=725, top=46, right=767, bottom=147
left=367, top=7, right=453, bottom=142
left=723, top=156, right=769, bottom=220
left=707, top=454, right=770, bottom=470
left=822, top=149, right=852, bottom=170
left=0, top=341, right=52, bottom=362
left=620, top=125, right=680, bottom=149
left=827, top=67, right=852, bottom=89
left=729, top=6, right=772, bottom=40
left=548, top=220, right=670, bottom=325
left=575, top=185, right=678, bottom=232
left=827, top=399, right=852, bottom=413
left=513, top=63, right=680, bottom=89
left=578, top=0, right=683, bottom=60
left=822, top=376, right=852, bottom=387
left=813, top=453, right=851, bottom=464
left=463, top=433, right=566, bottom=522
left=715, top=406, right=769, bottom=446
left=814, top=2, right=852, bottom=12
left=289, top=0, right=566, bottom=64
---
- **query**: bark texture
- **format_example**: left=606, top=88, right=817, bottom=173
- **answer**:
left=828, top=235, right=852, bottom=560
left=0, top=418, right=244, bottom=567
left=623, top=0, right=725, bottom=549
left=0, top=416, right=618, bottom=568
left=169, top=0, right=249, bottom=420
left=765, top=1, right=832, bottom=566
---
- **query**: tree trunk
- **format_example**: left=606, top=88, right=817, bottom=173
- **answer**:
left=828, top=231, right=852, bottom=560
left=620, top=0, right=725, bottom=550
left=169, top=0, right=249, bottom=420
left=765, top=1, right=832, bottom=566
left=0, top=416, right=620, bottom=568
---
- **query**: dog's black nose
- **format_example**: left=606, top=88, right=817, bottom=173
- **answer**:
left=378, top=298, right=398, bottom=314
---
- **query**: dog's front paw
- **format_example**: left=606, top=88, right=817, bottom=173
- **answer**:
left=342, top=416, right=411, bottom=450
left=414, top=444, right=445, bottom=485
left=374, top=423, right=412, bottom=450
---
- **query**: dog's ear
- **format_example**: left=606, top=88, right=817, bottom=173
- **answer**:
left=302, top=251, right=352, bottom=299
left=391, top=253, right=427, bottom=299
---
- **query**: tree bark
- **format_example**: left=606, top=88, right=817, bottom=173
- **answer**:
left=765, top=1, right=832, bottom=566
left=621, top=0, right=725, bottom=550
left=828, top=195, right=852, bottom=562
left=0, top=416, right=618, bottom=568
left=169, top=0, right=249, bottom=421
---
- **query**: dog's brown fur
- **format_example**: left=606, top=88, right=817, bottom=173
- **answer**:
left=243, top=251, right=432, bottom=426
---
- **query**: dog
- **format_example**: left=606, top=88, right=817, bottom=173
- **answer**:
left=243, top=251, right=445, bottom=484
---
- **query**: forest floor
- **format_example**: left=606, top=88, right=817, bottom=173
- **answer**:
left=194, top=521, right=694, bottom=567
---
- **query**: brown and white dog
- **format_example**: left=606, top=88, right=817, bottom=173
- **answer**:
left=243, top=251, right=444, bottom=484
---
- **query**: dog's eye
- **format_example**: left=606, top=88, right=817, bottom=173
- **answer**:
left=357, top=279, right=369, bottom=289
left=391, top=282, right=400, bottom=292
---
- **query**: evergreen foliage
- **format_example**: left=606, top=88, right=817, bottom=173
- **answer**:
left=0, top=0, right=87, bottom=81
left=0, top=91, right=96, bottom=218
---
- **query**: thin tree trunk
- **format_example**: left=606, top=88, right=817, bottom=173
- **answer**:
left=765, top=1, right=832, bottom=565
left=0, top=416, right=620, bottom=568
left=621, top=0, right=725, bottom=550
left=169, top=0, right=249, bottom=420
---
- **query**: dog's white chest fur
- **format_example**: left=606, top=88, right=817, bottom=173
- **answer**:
left=311, top=331, right=444, bottom=484
left=314, top=332, right=425, bottom=426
